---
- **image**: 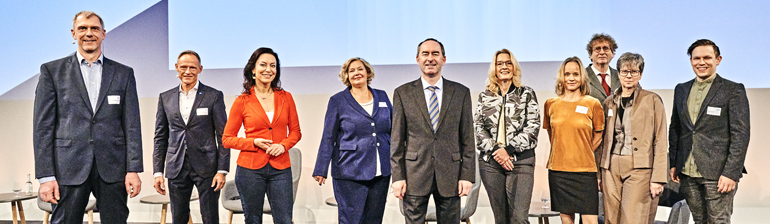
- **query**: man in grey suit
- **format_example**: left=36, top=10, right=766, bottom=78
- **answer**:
left=669, top=39, right=750, bottom=223
left=391, top=38, right=476, bottom=224
left=153, top=50, right=229, bottom=224
left=585, top=33, right=621, bottom=104
left=33, top=11, right=143, bottom=223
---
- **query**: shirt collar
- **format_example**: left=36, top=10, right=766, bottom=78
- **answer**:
left=179, top=81, right=200, bottom=94
left=590, top=64, right=611, bottom=76
left=695, top=74, right=716, bottom=85
left=421, top=76, right=444, bottom=90
left=76, top=51, right=103, bottom=65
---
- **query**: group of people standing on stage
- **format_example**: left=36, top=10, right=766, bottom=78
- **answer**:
left=33, top=10, right=749, bottom=224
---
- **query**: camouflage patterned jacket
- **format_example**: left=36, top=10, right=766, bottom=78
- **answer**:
left=473, top=86, right=540, bottom=163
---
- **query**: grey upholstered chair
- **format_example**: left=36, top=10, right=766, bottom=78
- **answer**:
left=222, top=147, right=302, bottom=224
left=37, top=197, right=97, bottom=224
left=398, top=162, right=482, bottom=223
left=654, top=200, right=691, bottom=224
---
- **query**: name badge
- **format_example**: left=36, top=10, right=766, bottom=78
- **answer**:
left=107, top=95, right=120, bottom=104
left=607, top=109, right=613, bottom=116
left=379, top=102, right=387, bottom=107
left=706, top=106, right=721, bottom=116
left=575, top=105, right=588, bottom=114
left=197, top=108, right=208, bottom=116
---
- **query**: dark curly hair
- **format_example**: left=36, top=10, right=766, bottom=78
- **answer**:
left=242, top=47, right=282, bottom=95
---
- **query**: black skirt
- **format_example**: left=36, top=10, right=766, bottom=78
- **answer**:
left=548, top=170, right=599, bottom=214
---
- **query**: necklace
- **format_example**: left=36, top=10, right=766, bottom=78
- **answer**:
left=257, top=90, right=272, bottom=100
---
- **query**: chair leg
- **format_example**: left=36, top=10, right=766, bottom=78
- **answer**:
left=43, top=212, right=50, bottom=224
left=227, top=211, right=234, bottom=224
left=87, top=210, right=94, bottom=224
left=464, top=218, right=471, bottom=224
left=160, top=204, right=168, bottom=224
left=188, top=214, right=193, bottom=224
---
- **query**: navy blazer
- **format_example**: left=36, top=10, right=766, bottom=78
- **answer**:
left=313, top=87, right=392, bottom=181
left=33, top=54, right=143, bottom=185
left=153, top=82, right=230, bottom=179
left=669, top=74, right=750, bottom=181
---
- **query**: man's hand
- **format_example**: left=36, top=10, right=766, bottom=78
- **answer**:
left=492, top=148, right=513, bottom=171
left=717, top=175, right=736, bottom=193
left=211, top=173, right=226, bottom=192
left=125, top=172, right=142, bottom=198
left=670, top=168, right=680, bottom=183
left=650, top=182, right=664, bottom=198
left=39, top=180, right=60, bottom=204
left=313, top=176, right=326, bottom=186
left=253, top=138, right=272, bottom=150
left=392, top=180, right=406, bottom=200
left=265, top=144, right=286, bottom=157
left=458, top=180, right=472, bottom=197
left=153, top=176, right=166, bottom=195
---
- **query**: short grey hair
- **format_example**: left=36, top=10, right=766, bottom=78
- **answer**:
left=616, top=52, right=645, bottom=73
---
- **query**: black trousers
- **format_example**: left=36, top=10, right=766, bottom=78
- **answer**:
left=52, top=158, right=128, bottom=224
left=402, top=176, right=461, bottom=224
left=168, top=160, right=220, bottom=224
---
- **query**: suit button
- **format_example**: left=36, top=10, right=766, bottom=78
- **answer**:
left=634, top=148, right=638, bottom=151
left=269, top=128, right=272, bottom=130
left=371, top=123, right=375, bottom=126
left=633, top=137, right=637, bottom=140
left=89, top=140, right=93, bottom=144
left=434, top=137, right=437, bottom=140
left=377, top=143, right=380, bottom=146
left=372, top=133, right=376, bottom=137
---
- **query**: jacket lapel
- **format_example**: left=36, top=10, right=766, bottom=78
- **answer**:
left=695, top=75, right=723, bottom=123
left=436, top=80, right=455, bottom=131
left=610, top=68, right=621, bottom=92
left=167, top=87, right=185, bottom=125
left=586, top=66, right=606, bottom=97
left=272, top=90, right=284, bottom=125
left=186, top=83, right=206, bottom=127
left=245, top=91, right=272, bottom=126
left=370, top=87, right=380, bottom=117
left=411, top=79, right=432, bottom=130
left=94, top=58, right=115, bottom=113
left=343, top=87, right=373, bottom=118
left=68, top=55, right=93, bottom=114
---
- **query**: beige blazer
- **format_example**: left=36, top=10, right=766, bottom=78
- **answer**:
left=600, top=85, right=668, bottom=183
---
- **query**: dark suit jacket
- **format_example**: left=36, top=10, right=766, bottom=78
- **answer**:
left=390, top=78, right=476, bottom=197
left=313, top=87, right=392, bottom=181
left=669, top=74, right=750, bottom=181
left=153, top=82, right=229, bottom=179
left=33, top=53, right=143, bottom=185
left=586, top=64, right=620, bottom=104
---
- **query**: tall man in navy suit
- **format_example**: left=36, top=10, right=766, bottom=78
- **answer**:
left=153, top=50, right=229, bottom=224
left=391, top=38, right=476, bottom=224
left=33, top=11, right=143, bottom=223
left=669, top=39, right=750, bottom=223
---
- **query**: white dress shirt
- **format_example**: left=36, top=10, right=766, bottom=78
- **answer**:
left=421, top=76, right=444, bottom=111
left=591, top=65, right=613, bottom=89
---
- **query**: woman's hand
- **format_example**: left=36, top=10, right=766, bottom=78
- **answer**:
left=253, top=138, right=272, bottom=149
left=492, top=148, right=514, bottom=171
left=265, top=143, right=286, bottom=156
left=313, top=176, right=326, bottom=186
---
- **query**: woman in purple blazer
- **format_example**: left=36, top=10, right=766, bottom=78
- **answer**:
left=312, top=57, right=392, bottom=224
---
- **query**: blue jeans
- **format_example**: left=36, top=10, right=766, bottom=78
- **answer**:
left=235, top=165, right=293, bottom=224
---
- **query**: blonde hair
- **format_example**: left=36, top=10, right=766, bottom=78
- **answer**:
left=339, top=57, right=375, bottom=87
left=485, top=49, right=522, bottom=94
left=555, top=56, right=590, bottom=96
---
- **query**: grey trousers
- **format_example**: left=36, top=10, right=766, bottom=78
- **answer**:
left=679, top=174, right=737, bottom=224
left=479, top=158, right=534, bottom=224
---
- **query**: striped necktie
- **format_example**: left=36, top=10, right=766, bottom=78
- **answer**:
left=427, top=86, right=439, bottom=132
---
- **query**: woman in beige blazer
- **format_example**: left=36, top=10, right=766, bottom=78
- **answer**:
left=599, top=52, right=668, bottom=224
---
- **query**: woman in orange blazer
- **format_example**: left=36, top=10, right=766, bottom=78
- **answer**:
left=222, top=47, right=301, bottom=224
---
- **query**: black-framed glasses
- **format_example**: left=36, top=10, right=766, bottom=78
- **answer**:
left=496, top=61, right=513, bottom=67
left=619, top=70, right=641, bottom=77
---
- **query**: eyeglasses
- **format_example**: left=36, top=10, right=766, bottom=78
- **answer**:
left=496, top=61, right=513, bottom=67
left=619, top=70, right=641, bottom=77
left=593, top=46, right=611, bottom=53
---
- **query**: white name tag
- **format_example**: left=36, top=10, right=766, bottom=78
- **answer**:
left=196, top=108, right=208, bottom=116
left=607, top=109, right=613, bottom=116
left=706, top=106, right=721, bottom=116
left=575, top=105, right=588, bottom=114
left=379, top=102, right=387, bottom=107
left=107, top=95, right=120, bottom=104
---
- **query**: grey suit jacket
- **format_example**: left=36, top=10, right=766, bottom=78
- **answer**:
left=153, top=83, right=229, bottom=179
left=586, top=64, right=620, bottom=104
left=668, top=74, right=750, bottom=181
left=33, top=53, right=143, bottom=185
left=391, top=78, right=476, bottom=197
